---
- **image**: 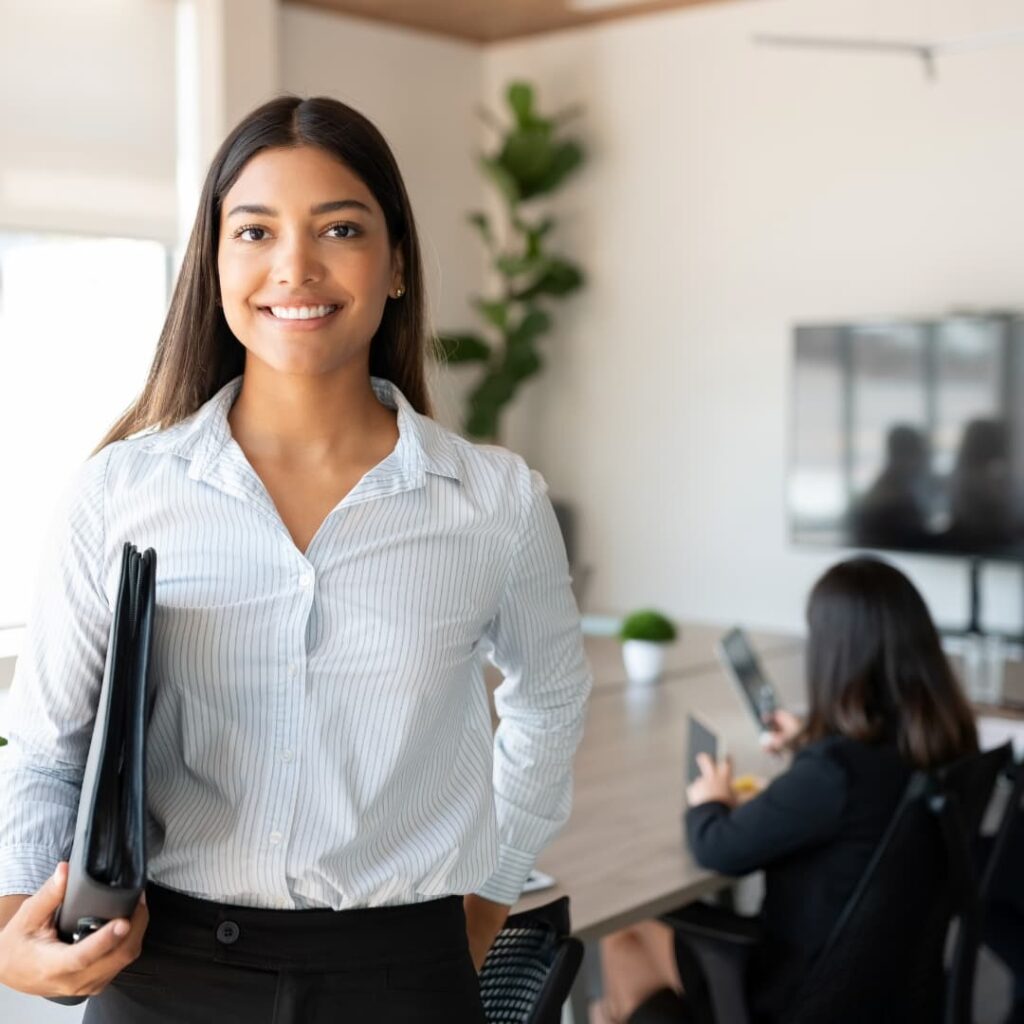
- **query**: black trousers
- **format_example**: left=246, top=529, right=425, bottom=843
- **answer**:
left=84, top=883, right=487, bottom=1024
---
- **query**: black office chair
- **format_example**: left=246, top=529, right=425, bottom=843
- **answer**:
left=977, top=753, right=1024, bottom=1023
left=663, top=742, right=1014, bottom=1024
left=979, top=752, right=1024, bottom=902
left=478, top=895, right=584, bottom=1024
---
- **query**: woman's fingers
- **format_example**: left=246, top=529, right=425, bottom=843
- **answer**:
left=14, top=863, right=67, bottom=932
left=696, top=752, right=731, bottom=781
left=64, top=919, right=134, bottom=973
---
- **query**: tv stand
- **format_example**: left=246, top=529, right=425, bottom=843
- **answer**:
left=938, top=557, right=1024, bottom=646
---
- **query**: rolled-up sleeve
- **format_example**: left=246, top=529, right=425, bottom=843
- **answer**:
left=0, top=449, right=112, bottom=896
left=476, top=466, right=592, bottom=905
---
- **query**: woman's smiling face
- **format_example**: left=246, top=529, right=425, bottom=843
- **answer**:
left=217, top=144, right=403, bottom=377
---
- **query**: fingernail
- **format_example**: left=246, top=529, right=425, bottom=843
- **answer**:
left=114, top=920, right=129, bottom=937
left=140, top=892, right=147, bottom=906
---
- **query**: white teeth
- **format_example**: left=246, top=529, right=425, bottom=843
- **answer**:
left=268, top=304, right=337, bottom=320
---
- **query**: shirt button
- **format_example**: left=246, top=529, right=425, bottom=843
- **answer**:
left=287, top=663, right=297, bottom=678
left=280, top=750, right=294, bottom=763
left=269, top=831, right=283, bottom=846
left=216, top=920, right=240, bottom=945
left=298, top=572, right=313, bottom=589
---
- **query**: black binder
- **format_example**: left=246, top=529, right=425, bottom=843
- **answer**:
left=52, top=542, right=156, bottom=996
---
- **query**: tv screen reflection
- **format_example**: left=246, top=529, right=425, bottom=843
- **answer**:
left=789, top=317, right=1023, bottom=560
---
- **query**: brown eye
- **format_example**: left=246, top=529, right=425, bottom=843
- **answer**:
left=324, top=223, right=361, bottom=239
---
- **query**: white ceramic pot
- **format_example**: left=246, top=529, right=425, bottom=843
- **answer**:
left=622, top=640, right=667, bottom=685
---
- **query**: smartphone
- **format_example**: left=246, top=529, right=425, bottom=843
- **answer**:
left=522, top=869, right=556, bottom=893
left=717, top=627, right=782, bottom=740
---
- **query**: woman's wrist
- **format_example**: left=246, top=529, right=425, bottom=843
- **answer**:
left=0, top=894, right=29, bottom=932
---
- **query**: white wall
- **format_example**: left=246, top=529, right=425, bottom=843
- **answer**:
left=280, top=6, right=488, bottom=431
left=0, top=0, right=177, bottom=242
left=2, top=0, right=1022, bottom=634
left=484, top=0, right=1024, bottom=634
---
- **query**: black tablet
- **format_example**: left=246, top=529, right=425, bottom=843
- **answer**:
left=686, top=713, right=719, bottom=786
left=717, top=627, right=781, bottom=737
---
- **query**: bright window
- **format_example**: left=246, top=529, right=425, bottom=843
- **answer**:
left=0, top=232, right=169, bottom=640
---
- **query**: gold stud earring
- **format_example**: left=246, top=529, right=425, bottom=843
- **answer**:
left=394, top=286, right=405, bottom=299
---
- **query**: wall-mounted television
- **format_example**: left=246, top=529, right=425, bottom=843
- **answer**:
left=789, top=316, right=1024, bottom=561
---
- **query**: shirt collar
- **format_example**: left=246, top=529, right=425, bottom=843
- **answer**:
left=142, top=375, right=463, bottom=487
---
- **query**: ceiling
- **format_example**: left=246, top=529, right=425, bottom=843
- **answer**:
left=286, top=0, right=733, bottom=45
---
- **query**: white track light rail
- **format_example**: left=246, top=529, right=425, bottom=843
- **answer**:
left=753, top=27, right=1024, bottom=80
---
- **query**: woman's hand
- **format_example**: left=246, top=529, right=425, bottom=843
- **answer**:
left=463, top=893, right=510, bottom=972
left=761, top=710, right=804, bottom=755
left=0, top=862, right=148, bottom=999
left=686, top=753, right=736, bottom=808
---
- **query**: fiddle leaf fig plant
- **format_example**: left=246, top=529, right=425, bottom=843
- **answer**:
left=437, top=81, right=586, bottom=440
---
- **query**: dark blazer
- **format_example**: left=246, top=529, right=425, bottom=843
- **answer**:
left=685, top=736, right=912, bottom=1020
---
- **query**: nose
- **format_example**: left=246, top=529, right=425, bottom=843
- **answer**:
left=272, top=231, right=324, bottom=287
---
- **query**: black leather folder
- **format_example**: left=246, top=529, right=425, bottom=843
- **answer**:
left=54, top=541, right=156, bottom=960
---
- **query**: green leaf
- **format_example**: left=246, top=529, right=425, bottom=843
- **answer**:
left=505, top=342, right=543, bottom=379
left=523, top=140, right=584, bottom=199
left=620, top=610, right=677, bottom=642
left=479, top=155, right=520, bottom=205
left=435, top=333, right=491, bottom=364
left=521, top=217, right=555, bottom=258
left=464, top=337, right=545, bottom=439
left=467, top=211, right=494, bottom=250
left=495, top=252, right=545, bottom=278
left=514, top=259, right=584, bottom=301
left=500, top=129, right=554, bottom=189
left=473, top=297, right=509, bottom=330
left=507, top=308, right=552, bottom=348
left=506, top=82, right=537, bottom=129
left=0, top=736, right=7, bottom=747
left=466, top=368, right=517, bottom=438
left=492, top=131, right=584, bottom=203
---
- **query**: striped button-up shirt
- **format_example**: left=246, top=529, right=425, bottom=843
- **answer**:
left=0, top=376, right=591, bottom=908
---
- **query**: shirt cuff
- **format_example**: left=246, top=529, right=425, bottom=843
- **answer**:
left=0, top=844, right=62, bottom=897
left=474, top=844, right=535, bottom=905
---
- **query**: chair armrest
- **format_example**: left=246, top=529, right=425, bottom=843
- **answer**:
left=659, top=902, right=762, bottom=947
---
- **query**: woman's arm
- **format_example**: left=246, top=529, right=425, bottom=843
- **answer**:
left=685, top=746, right=848, bottom=877
left=0, top=452, right=151, bottom=997
left=0, top=451, right=112, bottom=894
left=477, top=464, right=592, bottom=907
left=463, top=894, right=509, bottom=971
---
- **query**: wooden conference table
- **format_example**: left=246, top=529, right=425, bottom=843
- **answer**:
left=510, top=623, right=805, bottom=937
left=505, top=622, right=1024, bottom=1020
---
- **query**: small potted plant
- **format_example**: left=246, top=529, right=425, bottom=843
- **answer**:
left=620, top=609, right=678, bottom=685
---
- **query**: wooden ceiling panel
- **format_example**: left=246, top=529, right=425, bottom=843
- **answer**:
left=286, top=0, right=734, bottom=44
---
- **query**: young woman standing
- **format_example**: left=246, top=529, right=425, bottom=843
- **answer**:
left=0, top=95, right=591, bottom=1023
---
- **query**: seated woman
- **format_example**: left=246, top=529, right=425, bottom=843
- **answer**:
left=599, top=557, right=979, bottom=1024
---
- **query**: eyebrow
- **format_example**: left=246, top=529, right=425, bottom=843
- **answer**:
left=225, top=199, right=373, bottom=218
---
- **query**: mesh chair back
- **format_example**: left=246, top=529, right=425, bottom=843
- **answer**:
left=979, top=753, right=1024, bottom=902
left=478, top=896, right=584, bottom=1024
left=788, top=743, right=1012, bottom=1024
left=937, top=743, right=1015, bottom=1024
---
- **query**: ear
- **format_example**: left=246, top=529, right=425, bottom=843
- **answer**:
left=390, top=246, right=405, bottom=293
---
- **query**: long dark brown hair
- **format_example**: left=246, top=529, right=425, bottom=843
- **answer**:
left=802, top=557, right=978, bottom=769
left=96, top=95, right=431, bottom=452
